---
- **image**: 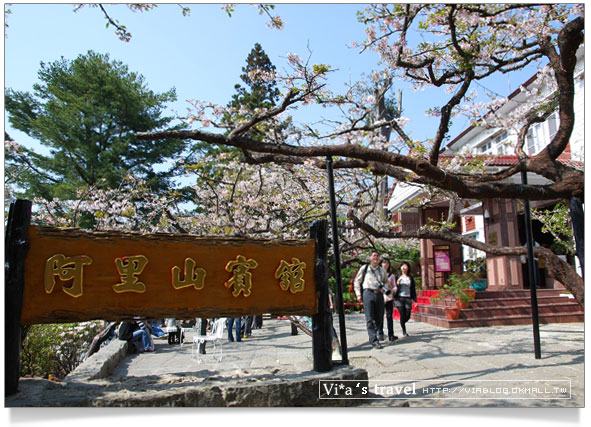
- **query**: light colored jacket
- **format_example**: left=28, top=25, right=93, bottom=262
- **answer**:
left=384, top=274, right=396, bottom=302
left=354, top=264, right=388, bottom=298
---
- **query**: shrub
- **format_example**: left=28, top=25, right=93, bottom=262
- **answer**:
left=21, top=321, right=104, bottom=379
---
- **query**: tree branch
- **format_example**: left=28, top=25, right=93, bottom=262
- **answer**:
left=347, top=211, right=584, bottom=307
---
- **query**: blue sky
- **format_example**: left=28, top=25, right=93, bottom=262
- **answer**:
left=4, top=2, right=537, bottom=154
left=4, top=3, right=374, bottom=149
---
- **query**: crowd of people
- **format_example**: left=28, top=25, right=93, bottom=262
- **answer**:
left=113, top=251, right=416, bottom=354
left=116, top=315, right=268, bottom=354
left=353, top=251, right=417, bottom=350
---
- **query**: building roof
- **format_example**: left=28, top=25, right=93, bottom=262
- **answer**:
left=445, top=46, right=583, bottom=153
left=439, top=154, right=584, bottom=168
left=386, top=155, right=583, bottom=212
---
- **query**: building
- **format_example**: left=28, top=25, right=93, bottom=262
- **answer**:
left=387, top=48, right=584, bottom=291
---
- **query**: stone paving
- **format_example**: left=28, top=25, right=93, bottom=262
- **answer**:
left=110, top=314, right=584, bottom=407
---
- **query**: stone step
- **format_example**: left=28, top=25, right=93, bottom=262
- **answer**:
left=411, top=311, right=584, bottom=328
left=469, top=296, right=577, bottom=308
left=418, top=302, right=583, bottom=320
left=472, top=289, right=568, bottom=299
left=419, top=289, right=571, bottom=301
left=423, top=296, right=580, bottom=310
left=414, top=288, right=582, bottom=328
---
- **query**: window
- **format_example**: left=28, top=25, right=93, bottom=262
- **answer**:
left=465, top=232, right=483, bottom=259
left=526, top=122, right=544, bottom=155
left=478, top=131, right=507, bottom=155
left=493, top=131, right=508, bottom=155
left=547, top=112, right=558, bottom=140
left=493, top=131, right=508, bottom=144
left=479, top=141, right=492, bottom=153
left=526, top=112, right=559, bottom=155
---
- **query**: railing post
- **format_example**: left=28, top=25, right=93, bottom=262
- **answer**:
left=5, top=199, right=32, bottom=395
left=310, top=220, right=332, bottom=372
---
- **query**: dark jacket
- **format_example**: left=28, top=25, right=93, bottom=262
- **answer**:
left=394, top=275, right=417, bottom=302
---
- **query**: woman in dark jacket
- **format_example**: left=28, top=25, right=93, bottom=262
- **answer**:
left=394, top=261, right=417, bottom=337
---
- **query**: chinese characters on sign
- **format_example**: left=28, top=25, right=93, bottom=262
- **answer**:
left=275, top=258, right=306, bottom=294
left=113, top=255, right=148, bottom=293
left=224, top=255, right=258, bottom=297
left=43, top=253, right=305, bottom=298
left=45, top=254, right=92, bottom=298
left=172, top=258, right=206, bottom=290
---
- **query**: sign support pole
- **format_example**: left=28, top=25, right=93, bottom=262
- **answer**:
left=5, top=199, right=32, bottom=395
left=311, top=220, right=332, bottom=372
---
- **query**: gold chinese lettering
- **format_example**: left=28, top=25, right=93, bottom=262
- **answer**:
left=44, top=254, right=92, bottom=298
left=224, top=255, right=258, bottom=297
left=275, top=258, right=306, bottom=293
left=113, top=255, right=148, bottom=293
left=171, top=258, right=206, bottom=290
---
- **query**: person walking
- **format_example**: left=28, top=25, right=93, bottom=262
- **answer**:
left=254, top=315, right=263, bottom=329
left=227, top=317, right=242, bottom=342
left=354, top=251, right=388, bottom=349
left=380, top=258, right=399, bottom=343
left=394, top=261, right=417, bottom=337
left=241, top=315, right=254, bottom=338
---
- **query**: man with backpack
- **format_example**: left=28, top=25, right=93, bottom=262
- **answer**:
left=354, top=251, right=388, bottom=349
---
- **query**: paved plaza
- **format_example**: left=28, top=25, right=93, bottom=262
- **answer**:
left=111, top=314, right=584, bottom=407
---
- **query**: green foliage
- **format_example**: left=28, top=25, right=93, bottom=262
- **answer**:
left=224, top=42, right=288, bottom=142
left=327, top=264, right=363, bottom=312
left=5, top=50, right=183, bottom=200
left=464, top=256, right=486, bottom=279
left=531, top=200, right=575, bottom=256
left=191, top=43, right=288, bottom=181
left=312, top=64, right=330, bottom=75
left=21, top=321, right=104, bottom=379
left=372, top=244, right=421, bottom=275
left=430, top=273, right=475, bottom=305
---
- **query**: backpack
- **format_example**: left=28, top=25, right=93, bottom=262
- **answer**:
left=118, top=321, right=137, bottom=341
left=358, top=264, right=369, bottom=294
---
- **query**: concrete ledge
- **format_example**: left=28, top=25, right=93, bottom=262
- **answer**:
left=7, top=365, right=372, bottom=407
left=65, top=339, right=128, bottom=382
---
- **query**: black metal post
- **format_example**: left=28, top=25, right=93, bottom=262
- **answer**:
left=311, top=220, right=333, bottom=372
left=521, top=171, right=541, bottom=359
left=569, top=196, right=584, bottom=279
left=325, top=156, right=349, bottom=365
left=198, top=318, right=207, bottom=354
left=5, top=199, right=32, bottom=395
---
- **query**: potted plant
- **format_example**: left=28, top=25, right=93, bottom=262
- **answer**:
left=445, top=307, right=461, bottom=320
left=430, top=273, right=475, bottom=309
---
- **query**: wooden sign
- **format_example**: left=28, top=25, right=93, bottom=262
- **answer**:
left=20, top=226, right=318, bottom=324
left=488, top=231, right=498, bottom=246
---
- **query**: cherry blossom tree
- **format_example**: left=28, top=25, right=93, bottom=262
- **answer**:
left=137, top=4, right=585, bottom=306
left=70, top=3, right=282, bottom=41
left=5, top=42, right=328, bottom=241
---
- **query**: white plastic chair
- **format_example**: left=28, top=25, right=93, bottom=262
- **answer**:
left=192, top=318, right=226, bottom=362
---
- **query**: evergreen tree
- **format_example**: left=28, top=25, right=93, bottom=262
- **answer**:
left=229, top=44, right=280, bottom=116
left=5, top=50, right=184, bottom=200
left=191, top=43, right=287, bottom=182
left=224, top=42, right=286, bottom=142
